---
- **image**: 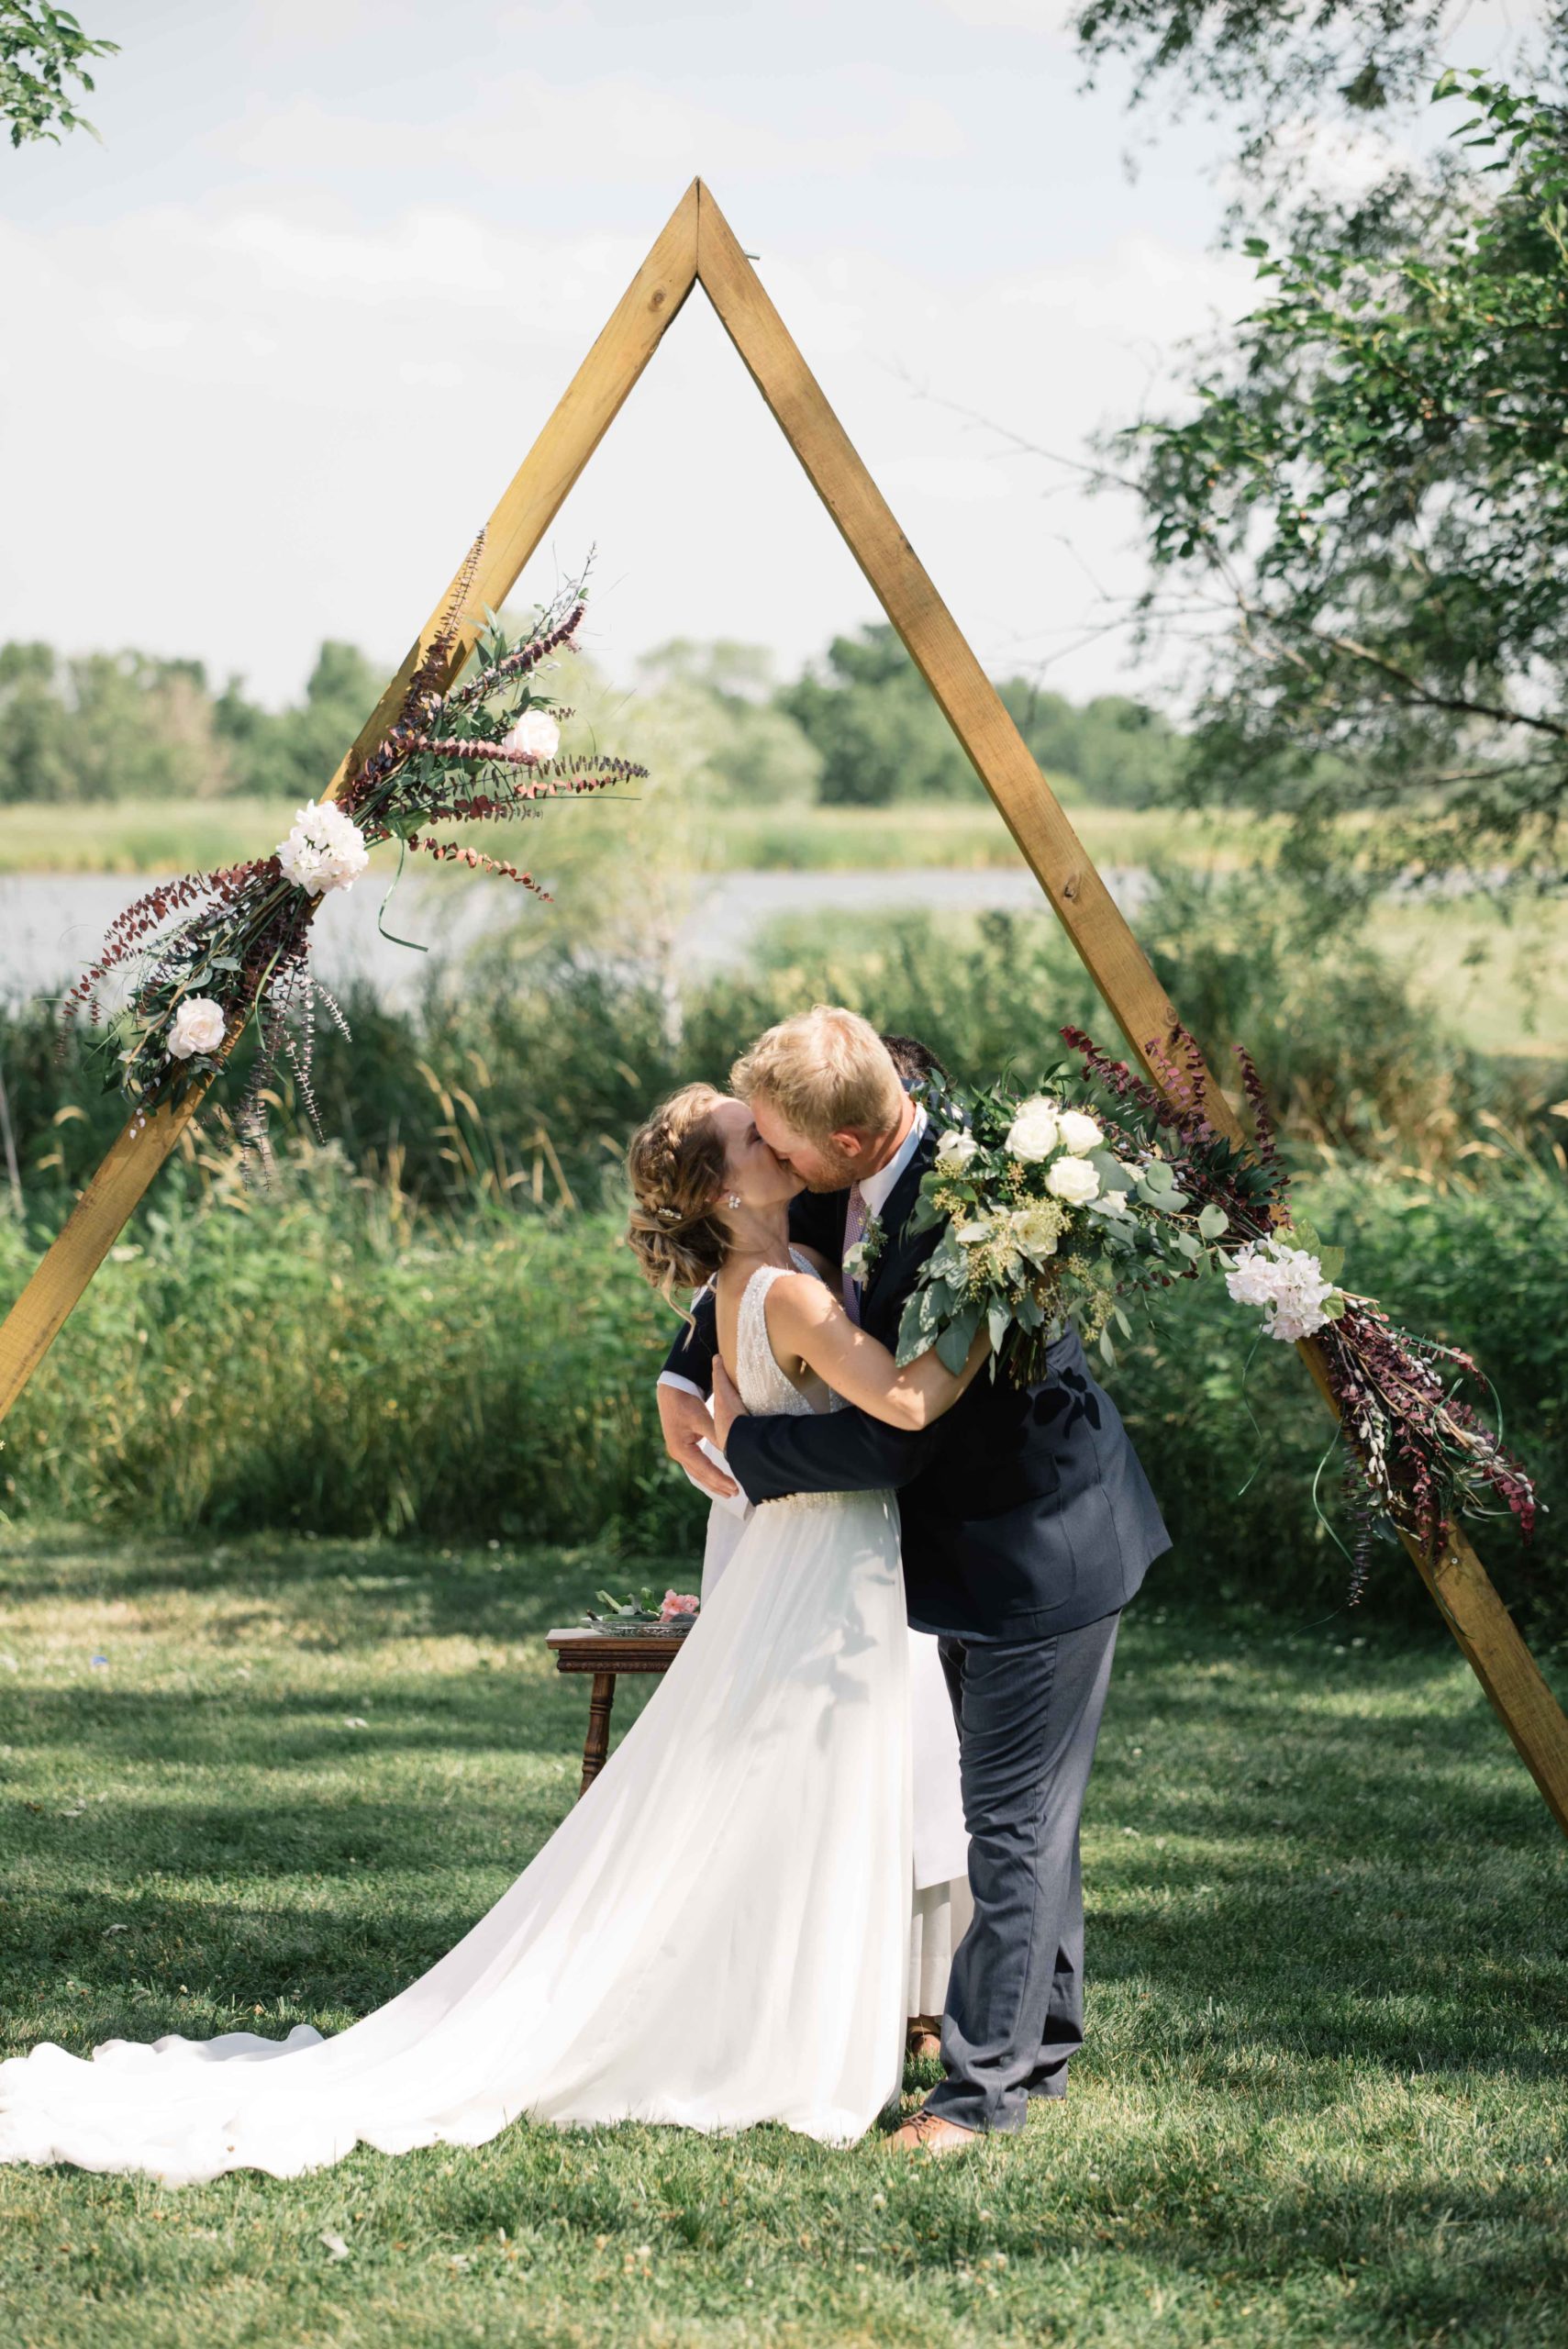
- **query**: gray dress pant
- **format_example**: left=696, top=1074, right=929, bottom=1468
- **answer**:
left=924, top=1609, right=1121, bottom=2134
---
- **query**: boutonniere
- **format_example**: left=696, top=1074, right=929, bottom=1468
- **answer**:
left=843, top=1210, right=886, bottom=1286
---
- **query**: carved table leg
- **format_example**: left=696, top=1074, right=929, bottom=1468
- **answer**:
left=579, top=1670, right=617, bottom=1798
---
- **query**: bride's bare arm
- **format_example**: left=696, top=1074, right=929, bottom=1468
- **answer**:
left=763, top=1273, right=987, bottom=1432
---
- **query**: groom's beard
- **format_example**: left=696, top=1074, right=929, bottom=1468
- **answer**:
left=795, top=1146, right=864, bottom=1193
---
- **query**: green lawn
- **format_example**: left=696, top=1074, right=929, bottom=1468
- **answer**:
left=1, top=1531, right=1564, bottom=2348
left=0, top=796, right=1265, bottom=876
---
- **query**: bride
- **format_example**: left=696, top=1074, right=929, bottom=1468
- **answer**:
left=0, top=1083, right=984, bottom=2184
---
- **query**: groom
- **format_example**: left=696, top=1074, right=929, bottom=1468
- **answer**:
left=658, top=1006, right=1170, bottom=2154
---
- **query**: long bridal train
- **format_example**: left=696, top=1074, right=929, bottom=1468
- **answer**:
left=0, top=1268, right=913, bottom=2186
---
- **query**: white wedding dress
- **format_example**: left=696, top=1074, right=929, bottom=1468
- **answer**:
left=0, top=1256, right=913, bottom=2184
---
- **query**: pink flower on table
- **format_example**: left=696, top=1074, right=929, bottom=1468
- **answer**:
left=659, top=1590, right=699, bottom=1621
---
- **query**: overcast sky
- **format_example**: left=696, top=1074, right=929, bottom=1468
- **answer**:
left=0, top=1, right=1531, bottom=710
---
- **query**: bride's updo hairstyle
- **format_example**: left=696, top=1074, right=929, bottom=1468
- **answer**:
left=626, top=1082, right=731, bottom=1302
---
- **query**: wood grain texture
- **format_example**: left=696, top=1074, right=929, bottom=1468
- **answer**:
left=546, top=1630, right=686, bottom=1674
left=0, top=184, right=700, bottom=1428
left=693, top=178, right=1568, bottom=1835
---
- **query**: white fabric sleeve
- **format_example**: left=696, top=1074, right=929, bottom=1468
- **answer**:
left=658, top=1373, right=706, bottom=1402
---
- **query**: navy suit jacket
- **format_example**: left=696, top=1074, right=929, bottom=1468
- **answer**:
left=661, top=1122, right=1170, bottom=1642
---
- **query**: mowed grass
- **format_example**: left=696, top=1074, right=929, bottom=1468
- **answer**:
left=0, top=796, right=1268, bottom=876
left=1, top=1529, right=1564, bottom=2349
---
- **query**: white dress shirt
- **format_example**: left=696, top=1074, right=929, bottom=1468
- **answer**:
left=853, top=1098, right=928, bottom=1230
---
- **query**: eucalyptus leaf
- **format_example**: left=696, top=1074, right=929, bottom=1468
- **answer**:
left=937, top=1303, right=982, bottom=1375
left=895, top=1295, right=929, bottom=1368
left=1197, top=1202, right=1229, bottom=1240
left=1098, top=1325, right=1118, bottom=1369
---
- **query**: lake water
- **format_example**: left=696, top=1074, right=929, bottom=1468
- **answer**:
left=0, top=865, right=1154, bottom=1007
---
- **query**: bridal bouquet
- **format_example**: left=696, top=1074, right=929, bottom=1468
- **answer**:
left=903, top=1027, right=1537, bottom=1585
left=894, top=1074, right=1244, bottom=1382
left=63, top=533, right=645, bottom=1147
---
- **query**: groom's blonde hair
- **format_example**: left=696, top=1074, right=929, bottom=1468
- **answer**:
left=731, top=1006, right=902, bottom=1143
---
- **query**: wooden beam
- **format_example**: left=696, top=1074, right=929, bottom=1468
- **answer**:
left=695, top=181, right=1188, bottom=1097
left=0, top=181, right=700, bottom=1425
left=694, top=177, right=1568, bottom=1835
left=2, top=173, right=1562, bottom=1840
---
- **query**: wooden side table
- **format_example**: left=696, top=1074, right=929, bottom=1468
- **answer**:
left=546, top=1627, right=686, bottom=1798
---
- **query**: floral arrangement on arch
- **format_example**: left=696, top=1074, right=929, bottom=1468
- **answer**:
left=64, top=534, right=644, bottom=1148
left=900, top=1027, right=1537, bottom=1598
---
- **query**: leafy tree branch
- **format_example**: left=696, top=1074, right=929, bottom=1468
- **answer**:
left=1113, top=65, right=1568, bottom=890
left=1, top=1, right=116, bottom=150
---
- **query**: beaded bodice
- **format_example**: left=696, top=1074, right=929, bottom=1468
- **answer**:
left=734, top=1250, right=840, bottom=1420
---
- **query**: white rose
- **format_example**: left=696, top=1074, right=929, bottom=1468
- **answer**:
left=1005, top=1097, right=1060, bottom=1162
left=167, top=996, right=226, bottom=1060
left=275, top=801, right=370, bottom=896
left=1045, top=1153, right=1100, bottom=1205
left=1056, top=1108, right=1104, bottom=1156
left=502, top=708, right=561, bottom=764
left=934, top=1129, right=978, bottom=1173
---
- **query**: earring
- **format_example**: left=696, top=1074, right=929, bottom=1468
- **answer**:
left=725, top=1191, right=741, bottom=1209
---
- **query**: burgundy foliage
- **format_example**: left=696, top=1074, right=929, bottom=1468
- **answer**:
left=1059, top=1020, right=1537, bottom=1583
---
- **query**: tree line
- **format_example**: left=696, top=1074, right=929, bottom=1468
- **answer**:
left=0, top=625, right=1184, bottom=811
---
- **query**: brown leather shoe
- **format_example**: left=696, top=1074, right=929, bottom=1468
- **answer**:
left=906, top=2018, right=943, bottom=2064
left=885, top=2105, right=979, bottom=2156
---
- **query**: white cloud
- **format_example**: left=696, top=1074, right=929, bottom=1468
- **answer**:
left=0, top=185, right=1250, bottom=709
left=215, top=73, right=968, bottom=190
left=929, top=0, right=1074, bottom=36
left=209, top=206, right=511, bottom=295
left=0, top=2, right=1256, bottom=715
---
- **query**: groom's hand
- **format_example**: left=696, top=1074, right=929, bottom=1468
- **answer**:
left=658, top=1382, right=740, bottom=1500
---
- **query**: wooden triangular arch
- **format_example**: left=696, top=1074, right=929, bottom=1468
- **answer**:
left=4, top=179, right=1564, bottom=1833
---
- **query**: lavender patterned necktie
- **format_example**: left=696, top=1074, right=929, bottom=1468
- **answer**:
left=841, top=1183, right=867, bottom=1325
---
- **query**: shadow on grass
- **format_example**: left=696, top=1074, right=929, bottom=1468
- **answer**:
left=2, top=1680, right=598, bottom=1766
left=3, top=1809, right=1560, bottom=2093
left=0, top=1531, right=608, bottom=1631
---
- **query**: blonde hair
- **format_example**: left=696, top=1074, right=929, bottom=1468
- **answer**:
left=626, top=1083, right=730, bottom=1303
left=730, top=1005, right=902, bottom=1147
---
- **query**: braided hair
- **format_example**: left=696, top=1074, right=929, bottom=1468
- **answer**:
left=626, top=1083, right=730, bottom=1303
